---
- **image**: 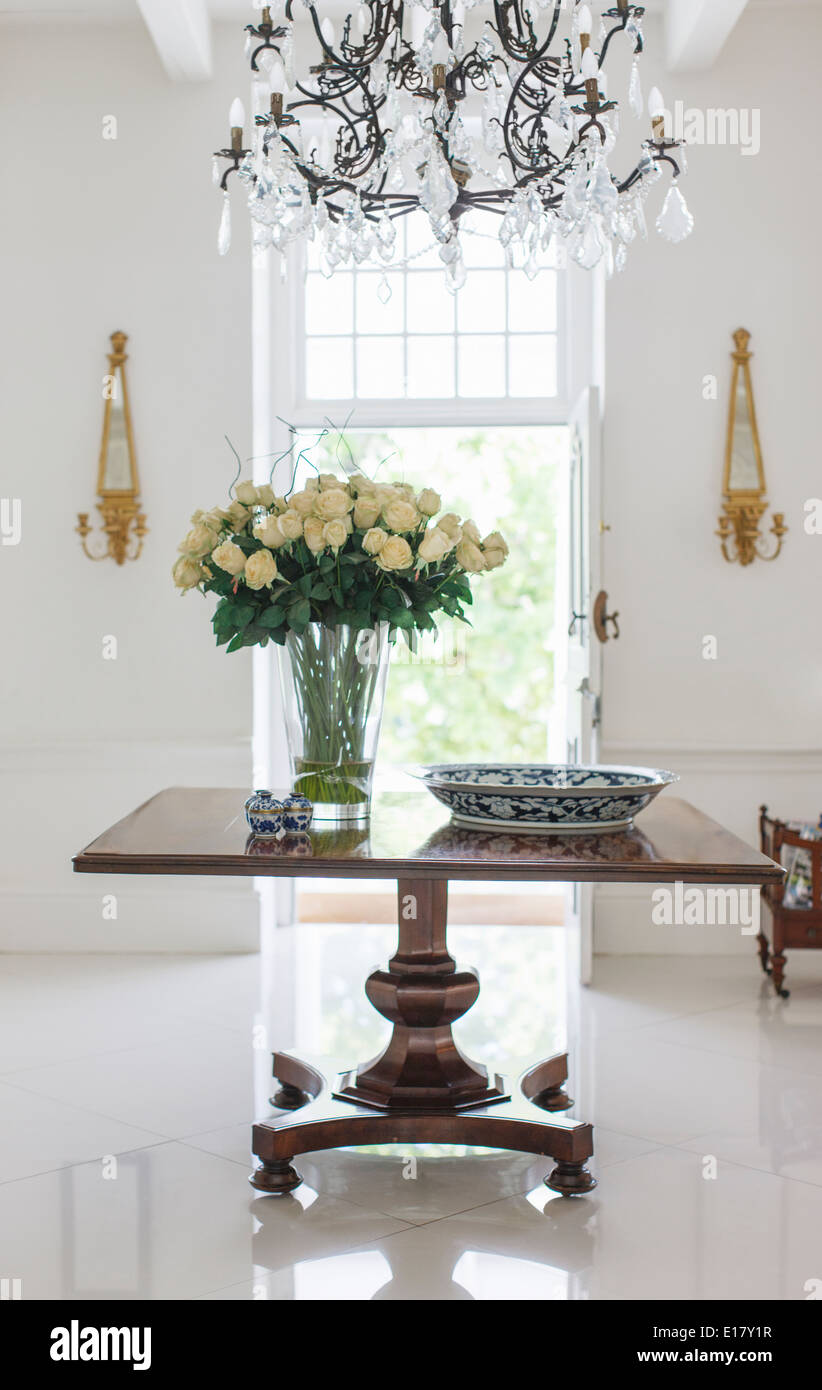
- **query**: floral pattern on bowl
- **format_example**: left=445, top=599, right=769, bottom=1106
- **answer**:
left=417, top=764, right=678, bottom=832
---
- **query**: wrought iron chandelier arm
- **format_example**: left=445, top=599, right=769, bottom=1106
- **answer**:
left=596, top=8, right=644, bottom=68
left=305, top=1, right=399, bottom=71
left=491, top=0, right=560, bottom=63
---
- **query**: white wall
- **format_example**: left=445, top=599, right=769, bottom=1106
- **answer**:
left=0, top=21, right=257, bottom=949
left=597, top=6, right=822, bottom=953
left=2, top=10, right=817, bottom=956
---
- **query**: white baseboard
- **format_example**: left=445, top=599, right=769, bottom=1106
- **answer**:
left=594, top=886, right=759, bottom=957
left=0, top=888, right=260, bottom=953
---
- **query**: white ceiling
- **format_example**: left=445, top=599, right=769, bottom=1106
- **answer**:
left=2, top=0, right=819, bottom=19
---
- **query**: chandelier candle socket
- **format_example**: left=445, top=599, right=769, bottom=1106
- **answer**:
left=212, top=1, right=693, bottom=280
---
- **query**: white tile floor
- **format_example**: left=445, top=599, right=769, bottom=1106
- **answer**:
left=1, top=927, right=821, bottom=1301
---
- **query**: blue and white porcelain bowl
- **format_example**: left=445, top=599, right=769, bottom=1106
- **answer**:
left=244, top=790, right=284, bottom=839
left=416, top=764, right=678, bottom=833
left=281, top=793, right=314, bottom=834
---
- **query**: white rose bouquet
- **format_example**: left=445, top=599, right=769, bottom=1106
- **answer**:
left=173, top=471, right=509, bottom=654
left=173, top=462, right=509, bottom=814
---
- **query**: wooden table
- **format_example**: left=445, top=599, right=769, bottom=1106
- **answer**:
left=74, top=789, right=782, bottom=1199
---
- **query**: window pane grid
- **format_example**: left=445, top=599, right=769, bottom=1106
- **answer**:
left=303, top=216, right=560, bottom=402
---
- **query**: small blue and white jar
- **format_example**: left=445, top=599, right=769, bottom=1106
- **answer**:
left=244, top=790, right=284, bottom=839
left=282, top=793, right=313, bottom=834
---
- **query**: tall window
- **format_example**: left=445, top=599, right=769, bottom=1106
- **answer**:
left=297, top=211, right=564, bottom=414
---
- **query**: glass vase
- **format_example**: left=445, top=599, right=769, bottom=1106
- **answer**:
left=278, top=623, right=391, bottom=822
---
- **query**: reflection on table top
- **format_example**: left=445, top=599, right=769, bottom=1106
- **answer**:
left=73, top=787, right=782, bottom=885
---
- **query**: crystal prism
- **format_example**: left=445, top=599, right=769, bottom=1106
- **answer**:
left=656, top=185, right=694, bottom=244
left=628, top=61, right=643, bottom=119
left=218, top=193, right=231, bottom=256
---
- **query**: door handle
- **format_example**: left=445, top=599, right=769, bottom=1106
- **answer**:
left=593, top=590, right=620, bottom=643
left=568, top=610, right=587, bottom=637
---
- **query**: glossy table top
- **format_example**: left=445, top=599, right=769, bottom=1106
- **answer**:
left=73, top=788, right=782, bottom=885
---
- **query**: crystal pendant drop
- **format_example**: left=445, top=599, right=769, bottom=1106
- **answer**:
left=218, top=192, right=231, bottom=256
left=573, top=220, right=604, bottom=270
left=377, top=275, right=392, bottom=304
left=445, top=253, right=466, bottom=294
left=212, top=157, right=222, bottom=187
left=656, top=185, right=694, bottom=243
left=628, top=61, right=643, bottom=119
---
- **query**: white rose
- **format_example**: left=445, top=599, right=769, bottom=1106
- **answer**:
left=353, top=495, right=382, bottom=529
left=318, top=473, right=341, bottom=490
left=278, top=510, right=304, bottom=540
left=303, top=516, right=327, bottom=553
left=211, top=540, right=247, bottom=576
left=362, top=526, right=388, bottom=555
left=455, top=538, right=486, bottom=573
left=437, top=513, right=462, bottom=541
left=482, top=530, right=509, bottom=570
left=377, top=535, right=414, bottom=571
left=481, top=530, right=509, bottom=570
left=289, top=489, right=317, bottom=517
left=234, top=481, right=259, bottom=506
left=253, top=516, right=287, bottom=549
left=382, top=498, right=420, bottom=533
left=172, top=556, right=203, bottom=590
left=482, top=530, right=509, bottom=557
left=226, top=501, right=252, bottom=529
left=244, top=548, right=279, bottom=589
left=417, top=488, right=441, bottom=517
left=314, top=488, right=354, bottom=521
left=179, top=524, right=218, bottom=557
left=417, top=527, right=452, bottom=564
left=323, top=519, right=348, bottom=551
left=256, top=484, right=275, bottom=508
left=462, top=519, right=482, bottom=545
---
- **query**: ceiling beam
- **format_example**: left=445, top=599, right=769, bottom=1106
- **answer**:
left=136, top=0, right=212, bottom=82
left=665, top=0, right=750, bottom=72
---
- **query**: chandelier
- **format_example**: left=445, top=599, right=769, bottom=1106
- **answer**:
left=213, top=2, right=693, bottom=286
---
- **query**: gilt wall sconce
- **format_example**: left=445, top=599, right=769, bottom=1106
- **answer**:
left=716, top=328, right=786, bottom=566
left=77, top=332, right=148, bottom=564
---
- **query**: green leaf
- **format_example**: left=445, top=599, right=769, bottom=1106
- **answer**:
left=288, top=598, right=311, bottom=628
left=231, top=604, right=256, bottom=631
left=258, top=605, right=286, bottom=629
left=388, top=608, right=415, bottom=630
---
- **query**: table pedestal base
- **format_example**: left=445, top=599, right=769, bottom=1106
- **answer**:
left=251, top=880, right=595, bottom=1199
left=252, top=1050, right=595, bottom=1197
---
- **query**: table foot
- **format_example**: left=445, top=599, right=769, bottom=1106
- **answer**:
left=544, top=1159, right=597, bottom=1197
left=249, top=1157, right=303, bottom=1196
left=270, top=1083, right=307, bottom=1111
left=532, top=1086, right=574, bottom=1112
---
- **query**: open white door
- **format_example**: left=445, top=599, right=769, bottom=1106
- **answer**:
left=562, top=386, right=603, bottom=984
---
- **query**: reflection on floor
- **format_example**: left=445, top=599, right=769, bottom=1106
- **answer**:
left=0, top=928, right=821, bottom=1301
